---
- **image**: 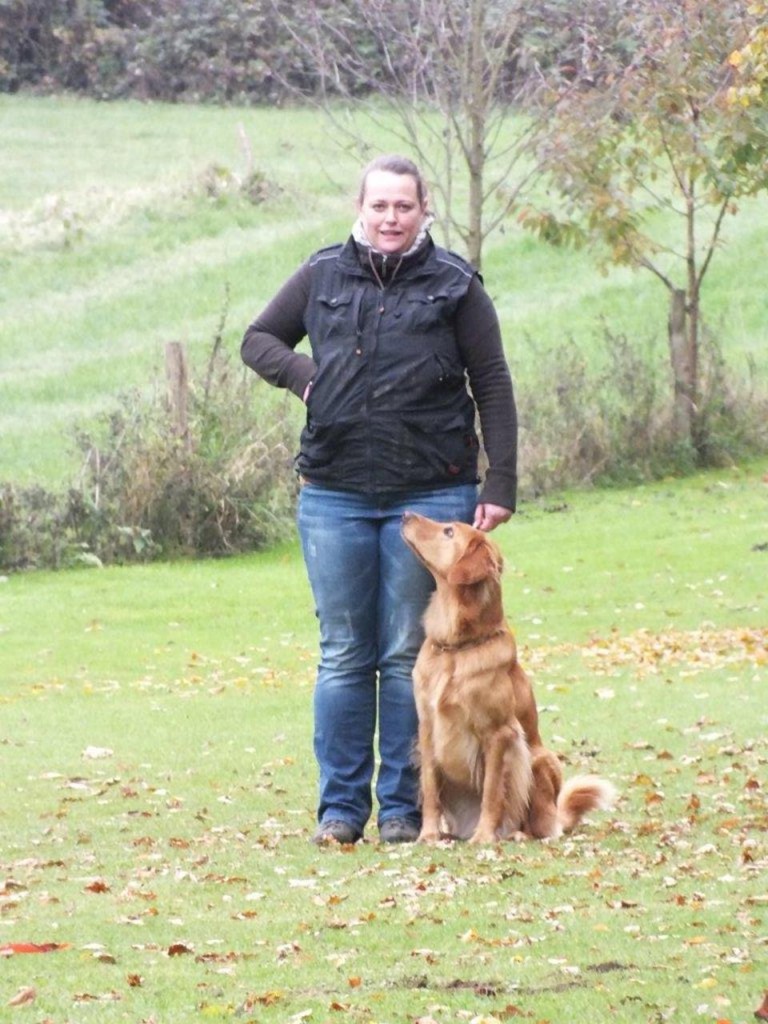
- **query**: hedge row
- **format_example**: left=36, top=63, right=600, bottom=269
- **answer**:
left=1, top=0, right=632, bottom=104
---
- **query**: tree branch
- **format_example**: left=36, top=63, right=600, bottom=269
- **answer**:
left=696, top=196, right=730, bottom=290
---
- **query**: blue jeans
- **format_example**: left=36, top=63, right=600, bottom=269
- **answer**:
left=297, top=483, right=477, bottom=834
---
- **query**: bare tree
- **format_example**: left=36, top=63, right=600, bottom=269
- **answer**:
left=274, top=0, right=553, bottom=269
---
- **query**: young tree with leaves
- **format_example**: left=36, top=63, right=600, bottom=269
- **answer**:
left=727, top=0, right=768, bottom=106
left=523, top=0, right=768, bottom=453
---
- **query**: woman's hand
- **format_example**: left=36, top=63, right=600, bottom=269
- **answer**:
left=473, top=503, right=512, bottom=532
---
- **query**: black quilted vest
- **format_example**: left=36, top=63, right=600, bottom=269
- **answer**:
left=297, top=236, right=480, bottom=495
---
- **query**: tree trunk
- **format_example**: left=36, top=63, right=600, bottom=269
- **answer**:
left=667, top=288, right=696, bottom=445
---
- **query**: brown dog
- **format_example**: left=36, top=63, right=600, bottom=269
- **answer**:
left=401, top=512, right=616, bottom=843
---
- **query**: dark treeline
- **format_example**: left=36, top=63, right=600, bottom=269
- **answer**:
left=0, top=0, right=632, bottom=104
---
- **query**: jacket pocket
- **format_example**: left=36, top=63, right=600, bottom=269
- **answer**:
left=313, top=291, right=356, bottom=345
left=405, top=290, right=452, bottom=331
left=298, top=419, right=355, bottom=472
left=398, top=410, right=478, bottom=475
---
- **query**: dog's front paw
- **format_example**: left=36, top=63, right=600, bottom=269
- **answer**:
left=468, top=827, right=497, bottom=844
left=418, top=828, right=442, bottom=843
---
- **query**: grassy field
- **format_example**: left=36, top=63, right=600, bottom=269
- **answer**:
left=1, top=94, right=768, bottom=486
left=0, top=95, right=766, bottom=1023
left=1, top=463, right=766, bottom=1023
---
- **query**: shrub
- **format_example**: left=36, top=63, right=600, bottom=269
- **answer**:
left=0, top=0, right=380, bottom=103
left=0, top=332, right=301, bottom=571
left=74, top=333, right=301, bottom=561
left=0, top=482, right=75, bottom=571
left=517, top=324, right=768, bottom=497
left=693, top=328, right=768, bottom=468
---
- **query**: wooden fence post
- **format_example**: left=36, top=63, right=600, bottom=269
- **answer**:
left=165, top=341, right=191, bottom=451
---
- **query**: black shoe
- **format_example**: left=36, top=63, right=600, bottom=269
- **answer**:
left=312, top=820, right=361, bottom=845
left=379, top=817, right=420, bottom=844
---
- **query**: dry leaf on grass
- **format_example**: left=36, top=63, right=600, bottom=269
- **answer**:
left=0, top=942, right=69, bottom=955
left=8, top=986, right=36, bottom=1007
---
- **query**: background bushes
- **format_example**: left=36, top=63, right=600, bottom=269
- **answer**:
left=1, top=322, right=764, bottom=572
left=0, top=0, right=365, bottom=102
left=0, top=0, right=633, bottom=104
left=518, top=326, right=768, bottom=496
left=0, top=334, right=300, bottom=571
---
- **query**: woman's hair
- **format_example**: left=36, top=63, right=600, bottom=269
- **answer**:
left=358, top=154, right=428, bottom=207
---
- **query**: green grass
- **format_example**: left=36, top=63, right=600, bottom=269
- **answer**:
left=1, top=94, right=767, bottom=485
left=0, top=95, right=766, bottom=1019
left=1, top=465, right=766, bottom=1022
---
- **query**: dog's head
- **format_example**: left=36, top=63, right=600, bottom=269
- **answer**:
left=401, top=512, right=503, bottom=586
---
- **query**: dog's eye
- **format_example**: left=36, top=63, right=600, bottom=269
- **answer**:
left=443, top=526, right=454, bottom=538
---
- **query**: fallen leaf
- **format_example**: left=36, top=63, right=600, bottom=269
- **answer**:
left=73, top=990, right=121, bottom=1004
left=85, top=879, right=110, bottom=894
left=755, top=990, right=768, bottom=1020
left=247, top=991, right=283, bottom=1007
left=0, top=942, right=69, bottom=955
left=82, top=746, right=113, bottom=759
left=8, top=986, right=36, bottom=1007
left=167, top=943, right=194, bottom=957
left=199, top=1002, right=235, bottom=1017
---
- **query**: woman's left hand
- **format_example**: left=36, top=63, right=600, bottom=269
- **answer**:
left=473, top=503, right=513, bottom=532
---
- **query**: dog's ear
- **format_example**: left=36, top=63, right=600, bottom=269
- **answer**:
left=447, top=536, right=503, bottom=586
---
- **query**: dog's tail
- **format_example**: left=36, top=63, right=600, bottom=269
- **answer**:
left=556, top=775, right=617, bottom=834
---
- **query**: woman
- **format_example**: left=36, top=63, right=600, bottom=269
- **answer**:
left=241, top=154, right=517, bottom=844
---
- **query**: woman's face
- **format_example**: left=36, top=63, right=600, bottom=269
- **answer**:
left=358, top=170, right=426, bottom=255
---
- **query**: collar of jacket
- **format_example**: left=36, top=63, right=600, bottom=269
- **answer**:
left=336, top=233, right=435, bottom=284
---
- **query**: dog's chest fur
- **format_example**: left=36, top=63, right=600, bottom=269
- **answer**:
left=414, top=629, right=518, bottom=787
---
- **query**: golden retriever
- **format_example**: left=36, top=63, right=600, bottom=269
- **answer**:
left=401, top=512, right=616, bottom=844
